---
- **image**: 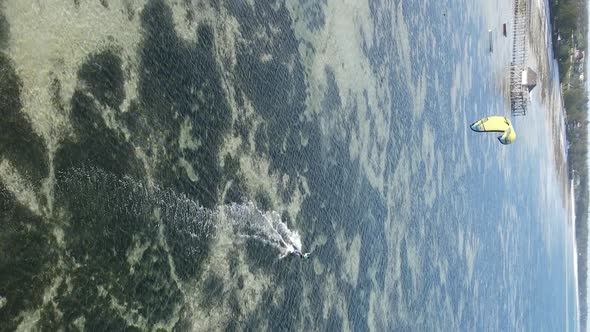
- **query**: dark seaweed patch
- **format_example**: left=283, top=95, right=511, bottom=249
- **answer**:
left=134, top=0, right=232, bottom=281
left=254, top=123, right=269, bottom=155
left=54, top=90, right=142, bottom=178
left=254, top=190, right=272, bottom=211
left=299, top=0, right=326, bottom=32
left=225, top=2, right=389, bottom=329
left=358, top=187, right=387, bottom=289
left=280, top=210, right=292, bottom=228
left=120, top=99, right=151, bottom=140
left=233, top=110, right=252, bottom=150
left=222, top=293, right=242, bottom=332
left=229, top=0, right=313, bottom=178
left=0, top=10, right=8, bottom=50
left=49, top=43, right=190, bottom=328
left=0, top=54, right=48, bottom=184
left=327, top=309, right=343, bottom=331
left=78, top=50, right=125, bottom=110
left=224, top=178, right=247, bottom=204
left=400, top=239, right=412, bottom=306
left=0, top=185, right=56, bottom=331
left=137, top=0, right=230, bottom=210
left=50, top=76, right=65, bottom=112
left=223, top=154, right=248, bottom=204
left=243, top=234, right=278, bottom=270
left=346, top=277, right=370, bottom=332
left=266, top=267, right=304, bottom=331
left=228, top=250, right=239, bottom=276
left=239, top=254, right=305, bottom=330
left=52, top=171, right=183, bottom=328
left=237, top=275, right=244, bottom=289
left=201, top=274, right=224, bottom=308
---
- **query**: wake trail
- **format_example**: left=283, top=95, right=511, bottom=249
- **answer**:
left=55, top=167, right=303, bottom=258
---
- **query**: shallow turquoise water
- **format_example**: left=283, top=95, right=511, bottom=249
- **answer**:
left=0, top=0, right=578, bottom=330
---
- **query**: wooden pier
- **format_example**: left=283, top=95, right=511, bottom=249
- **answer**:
left=510, top=0, right=534, bottom=116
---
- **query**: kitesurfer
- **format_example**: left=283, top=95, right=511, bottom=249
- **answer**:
left=290, top=249, right=311, bottom=259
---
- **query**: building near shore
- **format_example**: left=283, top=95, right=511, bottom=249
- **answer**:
left=522, top=67, right=537, bottom=91
left=511, top=66, right=537, bottom=116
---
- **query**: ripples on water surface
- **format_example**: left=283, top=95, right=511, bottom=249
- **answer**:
left=0, top=0, right=578, bottom=330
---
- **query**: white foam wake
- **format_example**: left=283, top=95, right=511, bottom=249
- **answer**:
left=57, top=168, right=303, bottom=259
left=222, top=202, right=302, bottom=258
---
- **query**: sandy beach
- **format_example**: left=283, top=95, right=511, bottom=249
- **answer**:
left=528, top=0, right=580, bottom=329
left=528, top=0, right=571, bottom=210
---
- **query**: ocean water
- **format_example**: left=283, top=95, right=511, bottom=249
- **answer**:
left=0, top=0, right=578, bottom=331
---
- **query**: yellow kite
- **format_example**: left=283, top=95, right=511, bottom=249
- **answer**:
left=470, top=116, right=516, bottom=145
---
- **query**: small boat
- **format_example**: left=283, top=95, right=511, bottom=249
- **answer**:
left=489, top=29, right=493, bottom=52
left=503, top=23, right=507, bottom=37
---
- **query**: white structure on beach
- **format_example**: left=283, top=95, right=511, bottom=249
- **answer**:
left=510, top=66, right=537, bottom=116
left=521, top=67, right=537, bottom=91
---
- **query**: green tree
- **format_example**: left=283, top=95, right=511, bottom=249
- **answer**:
left=557, top=2, right=578, bottom=32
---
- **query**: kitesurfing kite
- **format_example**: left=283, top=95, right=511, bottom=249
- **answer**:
left=470, top=116, right=516, bottom=145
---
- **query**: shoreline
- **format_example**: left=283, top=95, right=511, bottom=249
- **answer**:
left=528, top=0, right=580, bottom=329
left=571, top=178, right=581, bottom=331
left=529, top=0, right=571, bottom=210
